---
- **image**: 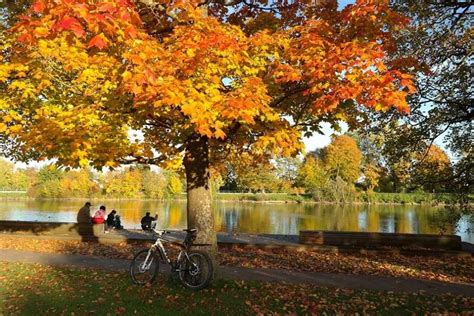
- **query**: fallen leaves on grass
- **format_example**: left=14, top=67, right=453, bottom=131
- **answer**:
left=219, top=246, right=474, bottom=284
left=0, top=237, right=472, bottom=284
left=0, top=262, right=472, bottom=315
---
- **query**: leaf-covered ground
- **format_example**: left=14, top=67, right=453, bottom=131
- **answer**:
left=219, top=246, right=474, bottom=284
left=0, top=237, right=472, bottom=284
left=0, top=262, right=472, bottom=315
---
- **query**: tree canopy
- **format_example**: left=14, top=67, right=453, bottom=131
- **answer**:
left=1, top=0, right=415, bottom=168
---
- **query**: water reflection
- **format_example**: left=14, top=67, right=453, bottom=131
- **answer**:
left=0, top=200, right=472, bottom=243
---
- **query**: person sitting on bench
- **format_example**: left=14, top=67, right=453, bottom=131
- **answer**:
left=141, top=212, right=157, bottom=231
left=105, top=209, right=124, bottom=231
left=91, top=205, right=106, bottom=224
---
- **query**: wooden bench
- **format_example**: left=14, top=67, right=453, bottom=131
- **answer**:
left=299, top=230, right=462, bottom=250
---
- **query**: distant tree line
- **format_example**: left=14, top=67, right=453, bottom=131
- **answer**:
left=220, top=134, right=454, bottom=202
left=0, top=160, right=183, bottom=199
left=0, top=133, right=455, bottom=201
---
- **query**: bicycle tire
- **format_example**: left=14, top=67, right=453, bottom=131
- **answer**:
left=130, top=249, right=160, bottom=285
left=178, top=250, right=213, bottom=290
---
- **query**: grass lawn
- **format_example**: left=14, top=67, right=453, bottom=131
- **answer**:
left=0, top=262, right=472, bottom=315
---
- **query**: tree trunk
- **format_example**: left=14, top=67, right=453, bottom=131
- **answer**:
left=183, top=133, right=217, bottom=256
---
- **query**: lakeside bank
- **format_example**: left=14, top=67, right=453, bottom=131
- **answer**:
left=1, top=191, right=471, bottom=206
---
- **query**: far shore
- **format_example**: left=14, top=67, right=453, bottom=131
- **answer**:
left=0, top=192, right=469, bottom=206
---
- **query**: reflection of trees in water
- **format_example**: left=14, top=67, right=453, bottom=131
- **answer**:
left=2, top=200, right=472, bottom=240
left=424, top=206, right=472, bottom=236
left=168, top=204, right=184, bottom=228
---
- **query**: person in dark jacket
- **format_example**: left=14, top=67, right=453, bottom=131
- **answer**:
left=106, top=210, right=117, bottom=228
left=141, top=212, right=158, bottom=231
left=77, top=202, right=92, bottom=224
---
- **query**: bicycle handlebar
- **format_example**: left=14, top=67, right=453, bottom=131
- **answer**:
left=152, top=228, right=171, bottom=235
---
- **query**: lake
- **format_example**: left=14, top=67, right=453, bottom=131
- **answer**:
left=0, top=200, right=472, bottom=243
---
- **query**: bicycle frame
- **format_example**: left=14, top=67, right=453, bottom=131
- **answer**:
left=146, top=230, right=190, bottom=270
left=131, top=228, right=213, bottom=290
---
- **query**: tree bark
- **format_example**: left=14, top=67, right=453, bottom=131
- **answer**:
left=183, top=133, right=217, bottom=257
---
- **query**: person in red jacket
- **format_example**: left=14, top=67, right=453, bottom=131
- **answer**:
left=91, top=205, right=106, bottom=224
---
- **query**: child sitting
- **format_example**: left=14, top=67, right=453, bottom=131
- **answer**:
left=106, top=210, right=123, bottom=230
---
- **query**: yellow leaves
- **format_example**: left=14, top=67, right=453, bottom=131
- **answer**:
left=122, top=70, right=132, bottom=81
left=34, top=27, right=50, bottom=37
left=0, top=67, right=11, bottom=83
left=252, top=125, right=304, bottom=158
left=77, top=68, right=101, bottom=85
left=163, top=156, right=183, bottom=171
left=9, top=125, right=23, bottom=134
left=185, top=49, right=195, bottom=58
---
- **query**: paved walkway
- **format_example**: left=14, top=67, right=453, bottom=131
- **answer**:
left=1, top=249, right=473, bottom=297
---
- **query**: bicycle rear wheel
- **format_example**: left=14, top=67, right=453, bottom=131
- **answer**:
left=130, top=249, right=160, bottom=285
left=178, top=250, right=213, bottom=290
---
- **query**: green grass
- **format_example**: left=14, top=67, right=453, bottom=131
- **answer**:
left=0, top=262, right=472, bottom=315
left=214, top=192, right=313, bottom=202
left=360, top=192, right=465, bottom=205
left=213, top=192, right=464, bottom=204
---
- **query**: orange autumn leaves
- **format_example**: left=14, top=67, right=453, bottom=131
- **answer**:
left=121, top=16, right=277, bottom=139
left=0, top=0, right=415, bottom=168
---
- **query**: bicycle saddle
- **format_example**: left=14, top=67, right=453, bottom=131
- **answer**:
left=183, top=228, right=197, bottom=234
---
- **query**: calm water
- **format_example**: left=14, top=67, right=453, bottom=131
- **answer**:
left=0, top=200, right=472, bottom=243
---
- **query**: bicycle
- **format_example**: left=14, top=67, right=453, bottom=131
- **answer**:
left=130, top=228, right=214, bottom=290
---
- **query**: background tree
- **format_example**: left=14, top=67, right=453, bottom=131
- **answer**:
left=362, top=163, right=382, bottom=192
left=323, top=135, right=362, bottom=184
left=296, top=155, right=327, bottom=199
left=167, top=173, right=184, bottom=197
left=141, top=169, right=168, bottom=199
left=30, top=165, right=63, bottom=198
left=274, top=157, right=300, bottom=192
left=0, top=0, right=415, bottom=250
left=365, top=1, right=473, bottom=195
left=0, top=158, right=15, bottom=190
left=412, top=145, right=453, bottom=193
left=103, top=168, right=142, bottom=198
left=59, top=168, right=97, bottom=197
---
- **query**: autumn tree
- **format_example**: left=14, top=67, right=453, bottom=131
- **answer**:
left=103, top=168, right=142, bottom=198
left=0, top=158, right=28, bottom=190
left=274, top=157, right=301, bottom=192
left=31, top=165, right=63, bottom=198
left=323, top=135, right=362, bottom=184
left=412, top=145, right=453, bottom=193
left=167, top=173, right=183, bottom=196
left=141, top=169, right=168, bottom=199
left=0, top=158, right=15, bottom=190
left=234, top=160, right=281, bottom=193
left=0, top=0, right=415, bottom=250
left=60, top=168, right=97, bottom=197
left=296, top=155, right=327, bottom=197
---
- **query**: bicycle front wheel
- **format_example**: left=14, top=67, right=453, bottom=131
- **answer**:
left=130, top=249, right=160, bottom=285
left=179, top=250, right=213, bottom=290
